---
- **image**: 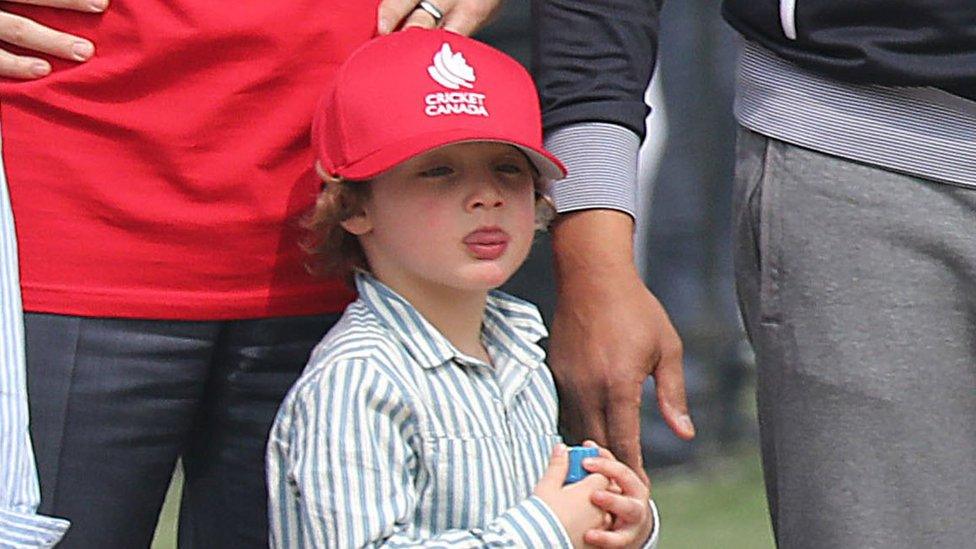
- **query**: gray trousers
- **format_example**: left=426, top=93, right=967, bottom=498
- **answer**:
left=732, top=127, right=976, bottom=548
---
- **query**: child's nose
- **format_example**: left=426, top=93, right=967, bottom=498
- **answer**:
left=467, top=181, right=504, bottom=211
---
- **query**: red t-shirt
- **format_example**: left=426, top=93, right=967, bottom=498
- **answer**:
left=0, top=1, right=376, bottom=319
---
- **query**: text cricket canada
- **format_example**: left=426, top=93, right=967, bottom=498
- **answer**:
left=424, top=91, right=489, bottom=117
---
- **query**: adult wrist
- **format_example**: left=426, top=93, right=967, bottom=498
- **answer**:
left=551, top=209, right=641, bottom=290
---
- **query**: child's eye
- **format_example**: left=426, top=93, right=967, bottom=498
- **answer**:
left=496, top=163, right=525, bottom=174
left=419, top=166, right=454, bottom=178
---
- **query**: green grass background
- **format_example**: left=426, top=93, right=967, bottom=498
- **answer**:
left=151, top=446, right=774, bottom=548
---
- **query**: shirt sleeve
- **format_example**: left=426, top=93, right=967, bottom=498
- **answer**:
left=534, top=0, right=662, bottom=217
left=0, top=509, right=70, bottom=549
left=546, top=122, right=641, bottom=217
left=533, top=0, right=662, bottom=140
left=269, top=360, right=572, bottom=549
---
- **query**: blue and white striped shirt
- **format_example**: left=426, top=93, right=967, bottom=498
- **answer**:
left=0, top=132, right=70, bottom=548
left=267, top=273, right=659, bottom=548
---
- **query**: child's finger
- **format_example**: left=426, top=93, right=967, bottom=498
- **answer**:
left=584, top=527, right=633, bottom=548
left=533, top=443, right=569, bottom=493
left=573, top=470, right=610, bottom=492
left=591, top=490, right=646, bottom=525
left=583, top=439, right=618, bottom=461
left=582, top=457, right=648, bottom=499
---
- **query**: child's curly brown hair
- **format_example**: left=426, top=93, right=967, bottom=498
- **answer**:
left=301, top=173, right=372, bottom=287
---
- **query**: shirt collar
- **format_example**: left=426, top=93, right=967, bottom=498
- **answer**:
left=354, top=272, right=548, bottom=370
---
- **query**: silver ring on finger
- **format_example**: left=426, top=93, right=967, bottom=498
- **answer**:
left=415, top=0, right=444, bottom=25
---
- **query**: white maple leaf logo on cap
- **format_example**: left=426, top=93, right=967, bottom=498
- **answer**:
left=428, top=43, right=475, bottom=90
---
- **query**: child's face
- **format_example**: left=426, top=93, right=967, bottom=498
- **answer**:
left=343, top=142, right=537, bottom=296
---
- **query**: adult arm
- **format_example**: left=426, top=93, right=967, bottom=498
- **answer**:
left=533, top=0, right=694, bottom=485
left=272, top=361, right=574, bottom=548
left=0, top=0, right=104, bottom=79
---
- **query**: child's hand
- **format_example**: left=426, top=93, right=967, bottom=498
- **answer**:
left=534, top=443, right=611, bottom=547
left=580, top=441, right=654, bottom=549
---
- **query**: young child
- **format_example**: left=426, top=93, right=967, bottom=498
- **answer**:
left=267, top=28, right=659, bottom=548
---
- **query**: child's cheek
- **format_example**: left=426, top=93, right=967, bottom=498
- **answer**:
left=417, top=198, right=454, bottom=228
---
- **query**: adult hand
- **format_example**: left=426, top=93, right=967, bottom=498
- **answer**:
left=549, top=210, right=695, bottom=486
left=377, top=0, right=503, bottom=36
left=0, top=0, right=105, bottom=79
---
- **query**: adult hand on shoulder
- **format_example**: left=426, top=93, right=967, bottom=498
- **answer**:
left=0, top=0, right=105, bottom=79
left=549, top=210, right=695, bottom=486
left=377, top=0, right=502, bottom=36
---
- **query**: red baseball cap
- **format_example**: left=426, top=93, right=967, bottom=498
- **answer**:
left=313, top=28, right=566, bottom=181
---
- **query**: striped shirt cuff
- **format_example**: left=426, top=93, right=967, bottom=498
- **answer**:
left=492, top=496, right=572, bottom=548
left=643, top=498, right=661, bottom=549
left=545, top=122, right=641, bottom=219
left=0, top=508, right=70, bottom=549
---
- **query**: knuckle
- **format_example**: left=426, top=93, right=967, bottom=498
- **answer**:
left=414, top=11, right=436, bottom=25
left=669, top=338, right=685, bottom=359
left=7, top=66, right=32, bottom=79
left=376, top=3, right=401, bottom=21
left=631, top=498, right=646, bottom=514
left=671, top=339, right=685, bottom=363
left=611, top=461, right=631, bottom=477
left=0, top=64, right=26, bottom=78
left=4, top=17, right=29, bottom=44
left=464, top=4, right=491, bottom=21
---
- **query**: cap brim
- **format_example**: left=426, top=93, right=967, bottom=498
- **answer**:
left=332, top=128, right=566, bottom=181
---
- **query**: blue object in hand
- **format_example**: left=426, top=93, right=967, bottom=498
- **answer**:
left=565, top=446, right=599, bottom=484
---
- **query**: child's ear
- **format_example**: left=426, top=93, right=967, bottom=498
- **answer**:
left=340, top=211, right=372, bottom=236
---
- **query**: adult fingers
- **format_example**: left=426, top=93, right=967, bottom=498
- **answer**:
left=0, top=9, right=96, bottom=75
left=655, top=341, right=696, bottom=441
left=440, top=0, right=501, bottom=36
left=400, top=7, right=437, bottom=31
left=378, top=0, right=495, bottom=35
left=548, top=305, right=611, bottom=447
left=11, top=0, right=107, bottom=11
left=376, top=0, right=421, bottom=34
left=0, top=48, right=49, bottom=78
left=604, top=389, right=649, bottom=486
left=555, top=371, right=609, bottom=447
